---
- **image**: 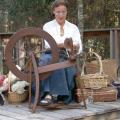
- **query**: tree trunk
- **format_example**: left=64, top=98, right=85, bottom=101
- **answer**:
left=77, top=0, right=84, bottom=41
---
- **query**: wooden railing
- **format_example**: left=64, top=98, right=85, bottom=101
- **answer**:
left=0, top=28, right=120, bottom=73
left=83, top=28, right=120, bottom=65
left=0, top=32, right=14, bottom=73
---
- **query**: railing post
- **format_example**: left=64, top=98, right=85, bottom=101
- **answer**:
left=110, top=30, right=115, bottom=59
left=116, top=30, right=120, bottom=66
left=114, top=30, right=119, bottom=65
left=0, top=37, right=3, bottom=74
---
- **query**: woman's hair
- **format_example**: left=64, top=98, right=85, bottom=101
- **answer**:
left=51, top=0, right=68, bottom=11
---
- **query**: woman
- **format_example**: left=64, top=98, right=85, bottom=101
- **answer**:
left=32, top=0, right=82, bottom=105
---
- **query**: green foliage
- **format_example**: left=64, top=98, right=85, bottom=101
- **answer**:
left=0, top=0, right=55, bottom=32
left=0, top=0, right=119, bottom=32
left=83, top=0, right=120, bottom=58
left=0, top=0, right=78, bottom=32
left=0, top=0, right=119, bottom=59
left=10, top=0, right=54, bottom=28
left=83, top=0, right=120, bottom=29
left=84, top=37, right=110, bottom=59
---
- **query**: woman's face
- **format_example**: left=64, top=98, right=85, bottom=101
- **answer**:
left=53, top=5, right=67, bottom=25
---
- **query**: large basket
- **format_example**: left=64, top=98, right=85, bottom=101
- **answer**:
left=88, top=59, right=118, bottom=82
left=76, top=51, right=108, bottom=89
left=76, top=87, right=117, bottom=102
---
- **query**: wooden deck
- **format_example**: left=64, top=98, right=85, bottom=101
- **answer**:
left=1, top=101, right=120, bottom=120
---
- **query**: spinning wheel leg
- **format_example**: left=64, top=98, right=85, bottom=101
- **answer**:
left=79, top=85, right=87, bottom=109
left=30, top=52, right=40, bottom=113
left=28, top=61, right=32, bottom=108
left=32, top=77, right=40, bottom=113
left=76, top=80, right=87, bottom=109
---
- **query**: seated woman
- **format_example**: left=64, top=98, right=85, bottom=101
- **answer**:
left=32, top=0, right=82, bottom=105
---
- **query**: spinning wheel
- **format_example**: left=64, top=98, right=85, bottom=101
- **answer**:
left=5, top=28, right=59, bottom=81
left=5, top=27, right=86, bottom=112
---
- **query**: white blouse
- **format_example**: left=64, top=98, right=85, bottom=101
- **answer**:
left=43, top=19, right=82, bottom=53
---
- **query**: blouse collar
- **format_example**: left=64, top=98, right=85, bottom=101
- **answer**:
left=54, top=19, right=67, bottom=28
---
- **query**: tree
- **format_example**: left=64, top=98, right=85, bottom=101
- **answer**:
left=83, top=0, right=120, bottom=29
left=0, top=0, right=79, bottom=32
left=77, top=0, right=84, bottom=40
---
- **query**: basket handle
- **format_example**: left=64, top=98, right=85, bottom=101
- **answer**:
left=81, top=51, right=103, bottom=76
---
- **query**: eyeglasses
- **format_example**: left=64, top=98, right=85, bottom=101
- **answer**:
left=55, top=11, right=67, bottom=16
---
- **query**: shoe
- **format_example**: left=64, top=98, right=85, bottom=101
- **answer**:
left=40, top=94, right=52, bottom=106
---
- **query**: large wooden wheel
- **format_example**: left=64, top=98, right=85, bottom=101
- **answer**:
left=5, top=27, right=59, bottom=81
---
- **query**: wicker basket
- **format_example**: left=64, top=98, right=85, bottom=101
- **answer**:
left=76, top=87, right=117, bottom=102
left=88, top=59, right=118, bottom=82
left=7, top=75, right=28, bottom=103
left=76, top=51, right=108, bottom=89
left=8, top=90, right=28, bottom=103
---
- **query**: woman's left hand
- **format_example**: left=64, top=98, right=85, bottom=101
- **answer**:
left=57, top=43, right=65, bottom=49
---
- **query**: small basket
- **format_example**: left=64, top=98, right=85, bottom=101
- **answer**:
left=76, top=51, right=108, bottom=89
left=7, top=75, right=28, bottom=103
left=8, top=90, right=28, bottom=103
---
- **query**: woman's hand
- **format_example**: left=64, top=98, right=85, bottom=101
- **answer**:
left=57, top=42, right=79, bottom=53
left=57, top=43, right=65, bottom=49
left=73, top=44, right=79, bottom=52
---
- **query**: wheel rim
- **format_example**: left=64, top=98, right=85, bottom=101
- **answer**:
left=5, top=27, right=59, bottom=81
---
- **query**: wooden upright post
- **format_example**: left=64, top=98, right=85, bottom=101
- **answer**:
left=0, top=39, right=3, bottom=74
left=77, top=0, right=84, bottom=41
left=110, top=30, right=114, bottom=59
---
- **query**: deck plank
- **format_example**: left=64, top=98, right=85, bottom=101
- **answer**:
left=0, top=115, right=17, bottom=120
left=0, top=101, right=120, bottom=120
left=0, top=104, right=59, bottom=120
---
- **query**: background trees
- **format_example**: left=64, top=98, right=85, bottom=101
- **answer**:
left=0, top=0, right=78, bottom=32
left=0, top=0, right=120, bottom=58
left=83, top=0, right=120, bottom=29
left=0, top=0, right=119, bottom=32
